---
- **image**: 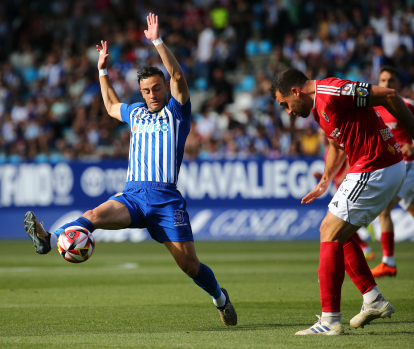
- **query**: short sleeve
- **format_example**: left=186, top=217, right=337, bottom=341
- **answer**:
left=120, top=102, right=145, bottom=125
left=319, top=78, right=371, bottom=110
left=165, top=96, right=191, bottom=121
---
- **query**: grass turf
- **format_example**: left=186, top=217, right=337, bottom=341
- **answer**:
left=0, top=240, right=413, bottom=348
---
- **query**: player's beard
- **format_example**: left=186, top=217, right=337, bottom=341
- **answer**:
left=292, top=101, right=311, bottom=118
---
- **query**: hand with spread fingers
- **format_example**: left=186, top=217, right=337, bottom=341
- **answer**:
left=301, top=181, right=331, bottom=204
left=96, top=40, right=109, bottom=70
left=144, top=13, right=160, bottom=42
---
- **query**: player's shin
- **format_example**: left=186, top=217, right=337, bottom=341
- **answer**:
left=344, top=235, right=377, bottom=294
left=50, top=216, right=95, bottom=248
left=191, top=263, right=226, bottom=307
left=319, top=242, right=345, bottom=324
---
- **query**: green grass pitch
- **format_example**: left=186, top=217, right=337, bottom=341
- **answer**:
left=0, top=240, right=413, bottom=348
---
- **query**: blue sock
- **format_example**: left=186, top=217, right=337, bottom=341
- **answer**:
left=191, top=263, right=222, bottom=299
left=51, top=216, right=95, bottom=238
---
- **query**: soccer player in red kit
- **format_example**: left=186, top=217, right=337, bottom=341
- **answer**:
left=316, top=128, right=375, bottom=260
left=371, top=66, right=414, bottom=278
left=270, top=68, right=414, bottom=335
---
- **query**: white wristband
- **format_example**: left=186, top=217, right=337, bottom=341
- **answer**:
left=99, top=69, right=108, bottom=76
left=152, top=37, right=163, bottom=46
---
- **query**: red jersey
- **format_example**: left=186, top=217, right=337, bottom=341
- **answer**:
left=312, top=78, right=403, bottom=173
left=374, top=98, right=414, bottom=161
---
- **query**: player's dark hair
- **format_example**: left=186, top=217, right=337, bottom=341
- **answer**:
left=380, top=65, right=400, bottom=80
left=270, top=68, right=309, bottom=99
left=137, top=66, right=166, bottom=84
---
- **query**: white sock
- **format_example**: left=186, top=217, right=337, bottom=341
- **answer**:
left=382, top=255, right=395, bottom=267
left=363, top=286, right=381, bottom=304
left=213, top=291, right=226, bottom=308
left=321, top=312, right=342, bottom=325
left=50, top=233, right=58, bottom=249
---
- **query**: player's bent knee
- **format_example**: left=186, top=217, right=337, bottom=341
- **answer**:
left=83, top=208, right=106, bottom=226
left=82, top=210, right=96, bottom=222
left=179, top=259, right=199, bottom=277
left=320, top=223, right=345, bottom=242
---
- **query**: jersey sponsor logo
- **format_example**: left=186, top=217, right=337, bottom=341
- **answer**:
left=387, top=144, right=396, bottom=155
left=387, top=143, right=401, bottom=155
left=332, top=201, right=338, bottom=207
left=356, top=87, right=369, bottom=97
left=330, top=128, right=342, bottom=139
left=380, top=128, right=394, bottom=141
left=132, top=122, right=169, bottom=134
left=330, top=128, right=344, bottom=148
left=115, top=192, right=123, bottom=197
left=174, top=210, right=188, bottom=227
left=321, top=110, right=329, bottom=122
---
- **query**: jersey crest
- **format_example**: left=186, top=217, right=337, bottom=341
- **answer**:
left=321, top=110, right=329, bottom=122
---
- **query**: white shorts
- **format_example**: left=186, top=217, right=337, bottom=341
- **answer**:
left=329, top=160, right=406, bottom=227
left=397, top=161, right=414, bottom=210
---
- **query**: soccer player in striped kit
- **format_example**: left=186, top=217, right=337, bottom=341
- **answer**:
left=24, top=13, right=237, bottom=326
left=271, top=68, right=414, bottom=335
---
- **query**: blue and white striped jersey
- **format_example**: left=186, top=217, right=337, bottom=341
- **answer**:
left=120, top=96, right=191, bottom=184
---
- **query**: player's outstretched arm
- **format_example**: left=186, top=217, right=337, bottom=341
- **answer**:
left=96, top=40, right=122, bottom=122
left=302, top=138, right=347, bottom=204
left=368, top=85, right=414, bottom=139
left=144, top=13, right=189, bottom=105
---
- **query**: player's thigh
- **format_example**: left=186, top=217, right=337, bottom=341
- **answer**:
left=83, top=200, right=131, bottom=229
left=146, top=188, right=194, bottom=243
left=329, top=161, right=405, bottom=228
left=320, top=211, right=360, bottom=242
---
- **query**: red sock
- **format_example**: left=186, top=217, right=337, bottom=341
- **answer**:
left=352, top=232, right=368, bottom=249
left=344, top=235, right=377, bottom=294
left=381, top=232, right=394, bottom=256
left=319, top=242, right=345, bottom=312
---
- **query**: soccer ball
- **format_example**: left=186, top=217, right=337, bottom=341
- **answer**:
left=58, top=226, right=95, bottom=263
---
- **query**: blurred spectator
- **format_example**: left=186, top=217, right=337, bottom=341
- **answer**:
left=206, top=67, right=233, bottom=113
left=382, top=20, right=400, bottom=58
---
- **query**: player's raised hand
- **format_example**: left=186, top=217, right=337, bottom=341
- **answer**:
left=144, top=13, right=159, bottom=42
left=96, top=40, right=109, bottom=70
left=301, top=181, right=330, bottom=204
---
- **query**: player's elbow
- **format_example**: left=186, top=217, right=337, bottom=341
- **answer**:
left=171, top=70, right=185, bottom=82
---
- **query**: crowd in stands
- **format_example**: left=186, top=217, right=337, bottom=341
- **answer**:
left=1, top=0, right=414, bottom=162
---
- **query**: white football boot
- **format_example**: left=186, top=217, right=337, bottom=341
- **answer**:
left=350, top=294, right=394, bottom=328
left=295, top=315, right=344, bottom=335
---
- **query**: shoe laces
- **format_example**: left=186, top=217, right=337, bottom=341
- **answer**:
left=313, top=315, right=322, bottom=326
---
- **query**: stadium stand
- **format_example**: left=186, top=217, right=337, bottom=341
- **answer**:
left=1, top=0, right=414, bottom=162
